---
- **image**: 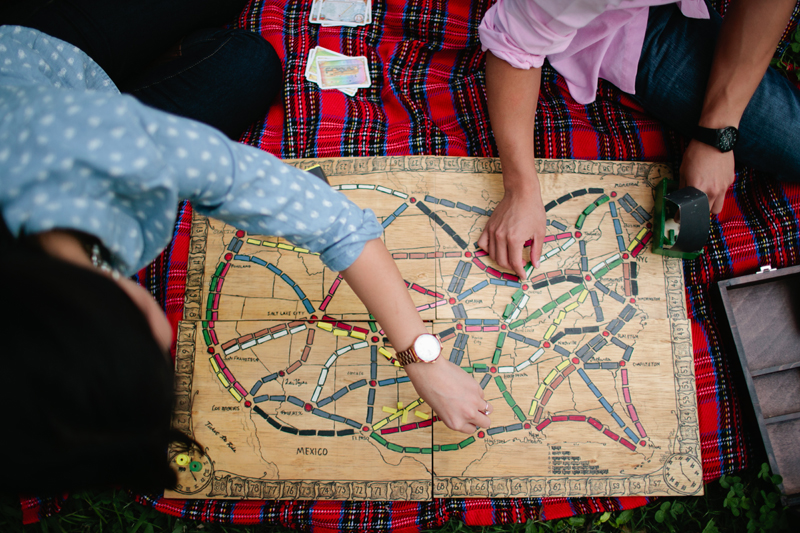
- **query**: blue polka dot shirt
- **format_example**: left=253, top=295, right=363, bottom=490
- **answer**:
left=0, top=26, right=382, bottom=275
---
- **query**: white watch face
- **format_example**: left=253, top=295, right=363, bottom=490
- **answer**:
left=414, top=334, right=441, bottom=362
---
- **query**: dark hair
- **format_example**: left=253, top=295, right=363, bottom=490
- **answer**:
left=0, top=241, right=199, bottom=495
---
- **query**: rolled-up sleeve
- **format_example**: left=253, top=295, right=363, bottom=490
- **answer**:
left=190, top=138, right=384, bottom=273
left=479, top=0, right=650, bottom=69
left=479, top=0, right=580, bottom=69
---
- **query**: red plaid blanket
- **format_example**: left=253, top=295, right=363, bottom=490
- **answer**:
left=22, top=0, right=800, bottom=529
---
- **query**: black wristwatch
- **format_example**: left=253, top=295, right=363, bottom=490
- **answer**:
left=693, top=125, right=738, bottom=153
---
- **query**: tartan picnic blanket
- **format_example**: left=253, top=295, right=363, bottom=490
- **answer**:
left=21, top=0, right=800, bottom=529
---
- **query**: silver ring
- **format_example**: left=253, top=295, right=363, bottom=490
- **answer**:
left=482, top=402, right=490, bottom=416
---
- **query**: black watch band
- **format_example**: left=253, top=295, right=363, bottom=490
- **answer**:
left=693, top=125, right=738, bottom=153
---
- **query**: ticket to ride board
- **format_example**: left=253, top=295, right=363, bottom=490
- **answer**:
left=167, top=156, right=701, bottom=500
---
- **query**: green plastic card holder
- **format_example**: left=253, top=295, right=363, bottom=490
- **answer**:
left=652, top=179, right=709, bottom=260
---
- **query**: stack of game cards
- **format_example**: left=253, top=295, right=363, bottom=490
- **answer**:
left=309, top=0, right=372, bottom=27
left=305, top=46, right=371, bottom=96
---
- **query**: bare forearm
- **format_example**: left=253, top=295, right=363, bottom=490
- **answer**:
left=341, top=239, right=491, bottom=434
left=480, top=52, right=548, bottom=275
left=700, top=0, right=796, bottom=128
left=339, top=238, right=427, bottom=352
left=485, top=51, right=542, bottom=192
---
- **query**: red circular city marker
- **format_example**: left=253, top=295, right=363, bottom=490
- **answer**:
left=449, top=298, right=456, bottom=304
left=490, top=367, right=496, bottom=373
left=477, top=431, right=485, bottom=438
left=207, top=347, right=215, bottom=354
left=543, top=342, right=550, bottom=348
left=500, top=324, right=507, bottom=330
left=522, top=284, right=529, bottom=290
left=640, top=440, right=646, bottom=447
left=304, top=403, right=313, bottom=412
left=630, top=298, right=636, bottom=303
left=370, top=380, right=377, bottom=387
left=610, top=191, right=617, bottom=197
left=363, top=426, right=370, bottom=432
left=585, top=275, right=592, bottom=281
left=235, top=230, right=245, bottom=238
left=602, top=331, right=609, bottom=337
left=278, top=370, right=285, bottom=376
left=524, top=423, right=531, bottom=430
left=620, top=361, right=626, bottom=367
left=410, top=197, right=416, bottom=203
left=225, top=253, right=233, bottom=261
left=623, top=253, right=629, bottom=259
left=465, top=251, right=472, bottom=258
left=371, top=336, right=379, bottom=342
left=572, top=357, right=580, bottom=364
left=456, top=323, right=463, bottom=330
left=245, top=401, right=251, bottom=408
left=646, top=222, right=653, bottom=228
left=575, top=231, right=582, bottom=238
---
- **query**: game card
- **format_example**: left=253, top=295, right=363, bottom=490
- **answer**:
left=310, top=0, right=371, bottom=27
left=305, top=47, right=358, bottom=96
left=315, top=56, right=371, bottom=89
left=309, top=0, right=323, bottom=24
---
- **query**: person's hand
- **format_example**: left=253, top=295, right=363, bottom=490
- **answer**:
left=477, top=175, right=546, bottom=279
left=404, top=358, right=492, bottom=433
left=679, top=139, right=736, bottom=214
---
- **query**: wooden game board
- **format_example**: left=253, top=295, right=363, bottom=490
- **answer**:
left=167, top=156, right=701, bottom=500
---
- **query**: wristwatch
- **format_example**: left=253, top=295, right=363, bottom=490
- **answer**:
left=693, top=125, right=738, bottom=153
left=395, top=333, right=442, bottom=366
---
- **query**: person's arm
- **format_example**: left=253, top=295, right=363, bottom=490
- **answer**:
left=477, top=51, right=545, bottom=279
left=681, top=0, right=797, bottom=213
left=341, top=239, right=492, bottom=434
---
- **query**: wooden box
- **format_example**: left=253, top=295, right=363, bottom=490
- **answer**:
left=717, top=265, right=800, bottom=506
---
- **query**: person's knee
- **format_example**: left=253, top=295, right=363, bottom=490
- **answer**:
left=220, top=29, right=282, bottom=98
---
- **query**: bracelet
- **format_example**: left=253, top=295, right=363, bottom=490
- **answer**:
left=70, top=231, right=122, bottom=280
left=88, top=242, right=121, bottom=280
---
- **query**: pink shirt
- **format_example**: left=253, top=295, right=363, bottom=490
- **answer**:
left=479, top=0, right=709, bottom=104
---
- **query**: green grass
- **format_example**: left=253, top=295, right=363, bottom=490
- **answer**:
left=1, top=464, right=793, bottom=533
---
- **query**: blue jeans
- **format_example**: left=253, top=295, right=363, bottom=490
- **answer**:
left=1, top=0, right=281, bottom=138
left=633, top=2, right=800, bottom=182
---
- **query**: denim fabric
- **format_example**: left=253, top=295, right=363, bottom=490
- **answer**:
left=634, top=2, right=800, bottom=181
left=1, top=0, right=281, bottom=138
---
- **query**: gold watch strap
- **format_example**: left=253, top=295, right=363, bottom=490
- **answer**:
left=395, top=345, right=419, bottom=366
